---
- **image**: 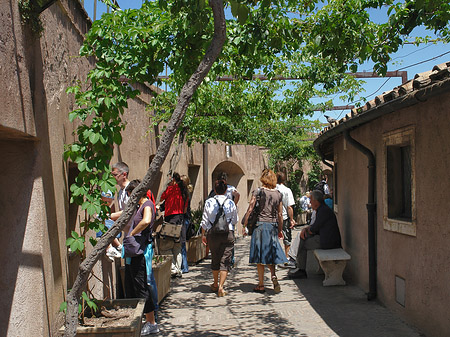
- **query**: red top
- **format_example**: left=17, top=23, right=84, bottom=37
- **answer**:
left=160, top=184, right=187, bottom=216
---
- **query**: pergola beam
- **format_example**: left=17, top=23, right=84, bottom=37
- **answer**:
left=157, top=71, right=408, bottom=83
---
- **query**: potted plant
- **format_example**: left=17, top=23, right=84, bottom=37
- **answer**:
left=59, top=298, right=145, bottom=337
left=186, top=208, right=206, bottom=264
left=152, top=255, right=172, bottom=303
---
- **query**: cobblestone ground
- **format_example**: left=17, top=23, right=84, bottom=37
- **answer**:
left=155, top=236, right=422, bottom=337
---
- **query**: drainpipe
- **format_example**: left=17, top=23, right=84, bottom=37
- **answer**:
left=202, top=142, right=209, bottom=202
left=343, top=130, right=377, bottom=301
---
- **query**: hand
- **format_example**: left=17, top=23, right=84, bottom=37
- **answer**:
left=290, top=219, right=296, bottom=229
left=278, top=231, right=284, bottom=239
left=242, top=226, right=248, bottom=237
left=300, top=226, right=309, bottom=240
left=202, top=235, right=207, bottom=246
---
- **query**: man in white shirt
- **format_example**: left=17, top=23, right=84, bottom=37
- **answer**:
left=276, top=172, right=296, bottom=259
left=111, top=162, right=130, bottom=211
left=201, top=180, right=238, bottom=296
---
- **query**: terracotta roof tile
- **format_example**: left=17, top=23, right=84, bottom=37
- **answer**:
left=398, top=80, right=414, bottom=96
left=383, top=89, right=399, bottom=102
left=375, top=94, right=385, bottom=105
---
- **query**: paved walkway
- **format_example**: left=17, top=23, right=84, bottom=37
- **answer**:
left=157, top=236, right=422, bottom=336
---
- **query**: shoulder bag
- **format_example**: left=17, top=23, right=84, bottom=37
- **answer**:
left=245, top=188, right=262, bottom=235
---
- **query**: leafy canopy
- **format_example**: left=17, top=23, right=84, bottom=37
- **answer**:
left=65, top=0, right=450, bottom=252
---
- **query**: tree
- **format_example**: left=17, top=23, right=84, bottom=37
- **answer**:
left=63, top=1, right=226, bottom=335
left=64, top=0, right=450, bottom=335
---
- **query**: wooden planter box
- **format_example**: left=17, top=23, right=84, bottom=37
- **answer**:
left=186, top=235, right=206, bottom=265
left=153, top=255, right=171, bottom=304
left=59, top=298, right=145, bottom=337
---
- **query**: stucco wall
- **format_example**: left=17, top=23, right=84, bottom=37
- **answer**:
left=335, top=93, right=450, bottom=336
left=1, top=2, right=269, bottom=336
left=0, top=1, right=92, bottom=336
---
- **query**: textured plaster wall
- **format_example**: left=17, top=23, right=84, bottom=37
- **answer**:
left=0, top=1, right=269, bottom=336
left=336, top=93, right=450, bottom=336
left=0, top=1, right=93, bottom=336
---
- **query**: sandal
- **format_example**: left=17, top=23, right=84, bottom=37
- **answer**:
left=210, top=284, right=219, bottom=293
left=272, top=276, right=281, bottom=293
left=218, top=288, right=227, bottom=297
left=253, top=285, right=265, bottom=293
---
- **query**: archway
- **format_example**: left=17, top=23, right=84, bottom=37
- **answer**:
left=211, top=160, right=245, bottom=191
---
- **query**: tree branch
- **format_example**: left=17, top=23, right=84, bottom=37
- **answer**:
left=64, top=1, right=226, bottom=335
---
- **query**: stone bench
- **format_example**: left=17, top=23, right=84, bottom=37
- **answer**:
left=314, top=248, right=351, bottom=286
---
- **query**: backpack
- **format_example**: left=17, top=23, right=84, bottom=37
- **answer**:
left=314, top=181, right=326, bottom=194
left=210, top=198, right=229, bottom=234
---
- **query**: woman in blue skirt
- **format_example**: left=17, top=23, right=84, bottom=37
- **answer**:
left=243, top=169, right=288, bottom=293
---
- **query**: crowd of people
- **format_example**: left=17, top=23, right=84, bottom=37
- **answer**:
left=96, top=162, right=341, bottom=335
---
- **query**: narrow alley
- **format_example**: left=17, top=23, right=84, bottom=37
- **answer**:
left=157, top=234, right=422, bottom=336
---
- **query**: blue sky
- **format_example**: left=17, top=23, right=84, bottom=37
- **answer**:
left=82, top=1, right=450, bottom=124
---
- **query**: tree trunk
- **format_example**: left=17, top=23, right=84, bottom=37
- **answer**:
left=64, top=1, right=226, bottom=335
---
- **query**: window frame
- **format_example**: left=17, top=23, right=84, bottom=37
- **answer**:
left=382, top=125, right=416, bottom=236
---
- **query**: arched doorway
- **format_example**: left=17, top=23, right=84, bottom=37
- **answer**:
left=211, top=160, right=245, bottom=189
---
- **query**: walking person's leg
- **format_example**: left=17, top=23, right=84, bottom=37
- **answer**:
left=173, top=241, right=182, bottom=277
left=208, top=232, right=220, bottom=292
left=254, top=264, right=265, bottom=292
left=217, top=231, right=234, bottom=296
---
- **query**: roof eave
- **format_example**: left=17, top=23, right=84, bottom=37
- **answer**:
left=314, top=76, right=450, bottom=161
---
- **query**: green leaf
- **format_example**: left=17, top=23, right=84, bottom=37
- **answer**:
left=59, top=301, right=67, bottom=313
left=237, top=5, right=249, bottom=24
left=112, top=132, right=122, bottom=145
left=89, top=237, right=98, bottom=247
left=230, top=1, right=239, bottom=18
left=89, top=132, right=100, bottom=144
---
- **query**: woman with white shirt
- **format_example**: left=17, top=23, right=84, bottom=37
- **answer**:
left=201, top=179, right=238, bottom=297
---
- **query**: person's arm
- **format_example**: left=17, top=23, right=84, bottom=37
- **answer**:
left=183, top=196, right=189, bottom=214
left=277, top=201, right=283, bottom=236
left=287, top=205, right=295, bottom=228
left=200, top=200, right=211, bottom=245
left=110, top=210, right=122, bottom=221
left=130, top=206, right=152, bottom=236
left=160, top=185, right=171, bottom=201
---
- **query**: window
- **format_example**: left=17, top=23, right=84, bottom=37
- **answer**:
left=383, top=126, right=416, bottom=236
left=387, top=145, right=412, bottom=220
left=247, top=179, right=254, bottom=198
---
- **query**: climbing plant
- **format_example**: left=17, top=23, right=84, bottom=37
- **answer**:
left=63, top=0, right=450, bottom=335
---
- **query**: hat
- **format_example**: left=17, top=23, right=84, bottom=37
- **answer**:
left=101, top=190, right=114, bottom=199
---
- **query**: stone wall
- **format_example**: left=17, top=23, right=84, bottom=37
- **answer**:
left=0, top=1, right=268, bottom=336
left=334, top=93, right=450, bottom=336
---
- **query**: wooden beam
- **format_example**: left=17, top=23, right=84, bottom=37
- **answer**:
left=157, top=71, right=408, bottom=83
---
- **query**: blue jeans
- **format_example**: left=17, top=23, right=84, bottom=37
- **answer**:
left=181, top=242, right=189, bottom=273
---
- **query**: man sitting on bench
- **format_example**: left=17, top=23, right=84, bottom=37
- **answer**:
left=288, top=190, right=342, bottom=279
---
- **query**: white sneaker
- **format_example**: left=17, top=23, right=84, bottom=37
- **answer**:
left=141, top=322, right=159, bottom=335
left=106, top=246, right=121, bottom=259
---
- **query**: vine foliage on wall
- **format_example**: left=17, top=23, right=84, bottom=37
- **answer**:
left=18, top=0, right=44, bottom=36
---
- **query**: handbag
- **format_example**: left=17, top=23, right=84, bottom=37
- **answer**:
left=159, top=221, right=182, bottom=239
left=245, top=188, right=262, bottom=235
